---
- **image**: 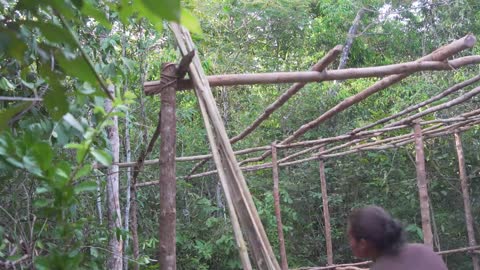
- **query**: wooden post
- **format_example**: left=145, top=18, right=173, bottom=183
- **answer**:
left=454, top=132, right=480, bottom=270
left=158, top=63, right=177, bottom=270
left=318, top=147, right=333, bottom=265
left=413, top=120, right=434, bottom=247
left=271, top=144, right=288, bottom=270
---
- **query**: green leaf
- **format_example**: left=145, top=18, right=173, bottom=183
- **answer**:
left=23, top=21, right=76, bottom=47
left=140, top=0, right=180, bottom=22
left=90, top=247, right=99, bottom=258
left=72, top=0, right=83, bottom=10
left=91, top=149, right=112, bottom=166
left=74, top=164, right=92, bottom=179
left=31, top=142, right=53, bottom=171
left=78, top=82, right=96, bottom=95
left=118, top=0, right=133, bottom=25
left=36, top=186, right=49, bottom=194
left=0, top=77, right=15, bottom=91
left=180, top=8, right=202, bottom=35
left=74, top=181, right=97, bottom=194
left=63, top=113, right=85, bottom=133
left=0, top=29, right=28, bottom=60
left=56, top=53, right=98, bottom=86
left=81, top=1, right=111, bottom=29
left=0, top=102, right=32, bottom=131
left=34, top=198, right=50, bottom=208
left=44, top=82, right=69, bottom=120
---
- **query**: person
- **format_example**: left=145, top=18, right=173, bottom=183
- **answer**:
left=347, top=205, right=448, bottom=270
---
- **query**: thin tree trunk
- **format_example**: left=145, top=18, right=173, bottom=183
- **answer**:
left=121, top=28, right=132, bottom=270
left=454, top=132, right=480, bottom=270
left=271, top=144, right=288, bottom=270
left=413, top=120, right=434, bottom=247
left=96, top=175, right=103, bottom=225
left=158, top=63, right=177, bottom=270
left=337, top=8, right=366, bottom=70
left=318, top=147, right=333, bottom=266
left=131, top=24, right=149, bottom=269
left=130, top=186, right=139, bottom=270
left=105, top=85, right=123, bottom=269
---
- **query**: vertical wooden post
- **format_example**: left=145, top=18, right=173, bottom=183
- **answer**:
left=413, top=120, right=434, bottom=247
left=271, top=144, right=288, bottom=270
left=318, top=147, right=333, bottom=265
left=454, top=132, right=480, bottom=270
left=159, top=63, right=177, bottom=270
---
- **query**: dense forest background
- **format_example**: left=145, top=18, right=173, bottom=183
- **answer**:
left=1, top=0, right=480, bottom=269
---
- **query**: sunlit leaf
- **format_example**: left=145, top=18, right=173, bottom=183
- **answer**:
left=81, top=0, right=111, bottom=29
left=74, top=181, right=97, bottom=194
left=63, top=113, right=85, bottom=133
left=0, top=77, right=15, bottom=91
left=91, top=148, right=112, bottom=166
left=180, top=8, right=202, bottom=35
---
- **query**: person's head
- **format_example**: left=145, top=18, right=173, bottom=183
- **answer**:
left=347, top=205, right=405, bottom=259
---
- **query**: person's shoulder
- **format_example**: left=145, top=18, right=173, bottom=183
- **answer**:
left=405, top=243, right=435, bottom=253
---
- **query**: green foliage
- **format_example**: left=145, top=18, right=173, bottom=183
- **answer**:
left=1, top=0, right=480, bottom=269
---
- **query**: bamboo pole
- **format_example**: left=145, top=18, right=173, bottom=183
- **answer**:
left=413, top=120, right=434, bottom=247
left=386, top=86, right=480, bottom=127
left=351, top=74, right=480, bottom=133
left=170, top=23, right=278, bottom=269
left=238, top=35, right=477, bottom=166
left=271, top=145, right=289, bottom=270
left=145, top=55, right=480, bottom=91
left=134, top=118, right=480, bottom=186
left=185, top=46, right=343, bottom=180
left=158, top=63, right=177, bottom=270
left=318, top=147, right=333, bottom=266
left=454, top=132, right=480, bottom=270
left=106, top=111, right=480, bottom=171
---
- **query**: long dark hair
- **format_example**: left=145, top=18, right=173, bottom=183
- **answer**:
left=349, top=206, right=406, bottom=255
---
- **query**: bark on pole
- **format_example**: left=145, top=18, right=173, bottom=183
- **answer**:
left=271, top=144, right=289, bottom=270
left=105, top=85, right=123, bottom=270
left=454, top=132, right=480, bottom=270
left=158, top=63, right=177, bottom=270
left=318, top=147, right=333, bottom=266
left=170, top=23, right=280, bottom=269
left=413, top=120, right=434, bottom=247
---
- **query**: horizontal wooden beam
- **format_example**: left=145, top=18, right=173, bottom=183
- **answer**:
left=144, top=55, right=480, bottom=94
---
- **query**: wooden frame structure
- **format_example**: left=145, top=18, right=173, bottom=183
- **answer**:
left=112, top=26, right=480, bottom=270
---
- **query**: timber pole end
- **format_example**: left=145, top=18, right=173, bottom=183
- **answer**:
left=464, top=34, right=477, bottom=48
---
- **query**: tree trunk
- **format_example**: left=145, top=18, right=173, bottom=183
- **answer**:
left=413, top=120, right=434, bottom=247
left=124, top=109, right=132, bottom=270
left=105, top=85, right=123, bottom=269
left=130, top=186, right=140, bottom=270
left=271, top=144, right=288, bottom=270
left=318, top=147, right=333, bottom=265
left=454, top=132, right=480, bottom=270
left=337, top=8, right=366, bottom=70
left=158, top=63, right=177, bottom=270
left=96, top=175, right=103, bottom=225
left=122, top=29, right=132, bottom=270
